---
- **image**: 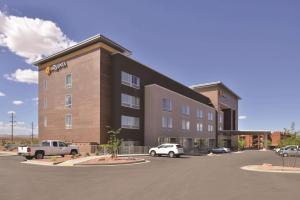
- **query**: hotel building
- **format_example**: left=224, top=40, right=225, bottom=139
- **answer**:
left=34, top=34, right=247, bottom=152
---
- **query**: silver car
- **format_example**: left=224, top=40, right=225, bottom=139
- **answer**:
left=279, top=146, right=300, bottom=157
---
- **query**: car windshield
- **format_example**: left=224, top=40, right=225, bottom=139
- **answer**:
left=176, top=145, right=183, bottom=148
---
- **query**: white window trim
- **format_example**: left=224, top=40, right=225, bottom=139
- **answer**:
left=121, top=115, right=140, bottom=129
left=65, top=114, right=72, bottom=129
left=181, top=119, right=190, bottom=131
left=121, top=71, right=140, bottom=89
left=162, top=98, right=173, bottom=112
left=196, top=109, right=203, bottom=119
left=162, top=116, right=173, bottom=129
left=65, top=94, right=72, bottom=109
left=121, top=93, right=140, bottom=109
left=65, top=74, right=72, bottom=89
left=43, top=97, right=47, bottom=109
left=181, top=105, right=190, bottom=115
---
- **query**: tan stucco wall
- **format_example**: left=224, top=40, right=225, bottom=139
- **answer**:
left=144, top=84, right=216, bottom=147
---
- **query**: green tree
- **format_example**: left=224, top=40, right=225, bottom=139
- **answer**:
left=279, top=122, right=300, bottom=147
left=100, top=126, right=122, bottom=159
left=238, top=139, right=246, bottom=151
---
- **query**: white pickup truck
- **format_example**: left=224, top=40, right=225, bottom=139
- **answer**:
left=18, top=140, right=79, bottom=159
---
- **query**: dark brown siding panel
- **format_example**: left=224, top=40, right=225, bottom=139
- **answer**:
left=111, top=53, right=213, bottom=145
left=100, top=49, right=113, bottom=144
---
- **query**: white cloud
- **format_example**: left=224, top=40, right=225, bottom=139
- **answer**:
left=32, top=97, right=39, bottom=105
left=0, top=11, right=76, bottom=63
left=0, top=91, right=5, bottom=96
left=7, top=111, right=15, bottom=115
left=12, top=100, right=23, bottom=105
left=4, top=68, right=38, bottom=84
left=0, top=121, right=38, bottom=135
left=239, top=115, right=247, bottom=120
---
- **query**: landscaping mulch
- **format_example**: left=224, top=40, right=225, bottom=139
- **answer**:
left=77, top=157, right=146, bottom=166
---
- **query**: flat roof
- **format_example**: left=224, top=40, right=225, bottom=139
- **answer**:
left=189, top=81, right=241, bottom=100
left=32, top=34, right=132, bottom=66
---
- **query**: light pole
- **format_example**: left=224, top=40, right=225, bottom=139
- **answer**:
left=9, top=112, right=16, bottom=143
left=31, top=122, right=34, bottom=143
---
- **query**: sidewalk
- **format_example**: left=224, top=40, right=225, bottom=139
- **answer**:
left=57, top=156, right=101, bottom=166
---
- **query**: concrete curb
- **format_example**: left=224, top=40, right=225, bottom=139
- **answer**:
left=241, top=165, right=300, bottom=174
left=56, top=156, right=102, bottom=166
left=0, top=151, right=18, bottom=157
left=75, top=158, right=147, bottom=166
left=22, top=160, right=56, bottom=166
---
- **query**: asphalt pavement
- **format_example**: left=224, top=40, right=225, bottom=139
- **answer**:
left=0, top=150, right=299, bottom=200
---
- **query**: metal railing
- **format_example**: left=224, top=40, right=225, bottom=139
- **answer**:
left=90, top=145, right=150, bottom=155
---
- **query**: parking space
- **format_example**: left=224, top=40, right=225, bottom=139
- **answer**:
left=0, top=151, right=300, bottom=200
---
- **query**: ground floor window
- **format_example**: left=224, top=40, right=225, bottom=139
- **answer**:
left=65, top=114, right=72, bottom=129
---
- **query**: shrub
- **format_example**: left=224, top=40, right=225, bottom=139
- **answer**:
left=100, top=126, right=122, bottom=159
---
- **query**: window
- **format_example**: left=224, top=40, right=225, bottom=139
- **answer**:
left=121, top=115, right=139, bottom=129
left=65, top=74, right=72, bottom=88
left=44, top=80, right=48, bottom=90
left=121, top=71, right=140, bottom=89
left=121, top=93, right=140, bottom=109
left=42, top=141, right=50, bottom=146
left=219, top=125, right=223, bottom=131
left=65, top=114, right=72, bottom=129
left=52, top=141, right=58, bottom=147
left=181, top=105, right=190, bottom=115
left=162, top=98, right=172, bottom=112
left=208, top=124, right=214, bottom=132
left=208, top=112, right=214, bottom=121
left=43, top=97, right=47, bottom=109
left=181, top=119, right=190, bottom=130
left=219, top=115, right=222, bottom=123
left=162, top=116, right=173, bottom=128
left=65, top=95, right=72, bottom=108
left=196, top=123, right=203, bottom=132
left=196, top=109, right=203, bottom=118
left=43, top=116, right=47, bottom=127
left=59, top=142, right=67, bottom=147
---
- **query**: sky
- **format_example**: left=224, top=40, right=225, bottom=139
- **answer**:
left=0, top=0, right=299, bottom=135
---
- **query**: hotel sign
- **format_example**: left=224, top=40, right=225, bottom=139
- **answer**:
left=45, top=61, right=67, bottom=76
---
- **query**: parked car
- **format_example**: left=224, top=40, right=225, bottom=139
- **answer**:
left=149, top=143, right=184, bottom=158
left=274, top=147, right=282, bottom=153
left=210, top=147, right=231, bottom=154
left=18, top=140, right=79, bottom=159
left=279, top=146, right=300, bottom=157
left=277, top=145, right=299, bottom=154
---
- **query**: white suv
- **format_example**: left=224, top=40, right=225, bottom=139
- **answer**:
left=149, top=143, right=184, bottom=158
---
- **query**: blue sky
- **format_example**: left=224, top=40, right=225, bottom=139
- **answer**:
left=0, top=0, right=299, bottom=135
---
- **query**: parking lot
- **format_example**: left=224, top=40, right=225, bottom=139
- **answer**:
left=0, top=150, right=300, bottom=200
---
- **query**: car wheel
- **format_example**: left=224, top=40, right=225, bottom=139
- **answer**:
left=150, top=150, right=156, bottom=157
left=169, top=151, right=175, bottom=158
left=70, top=150, right=78, bottom=156
left=35, top=151, right=44, bottom=159
left=25, top=156, right=33, bottom=160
